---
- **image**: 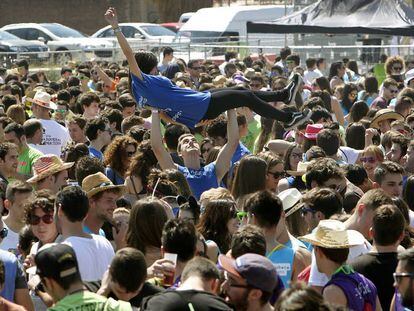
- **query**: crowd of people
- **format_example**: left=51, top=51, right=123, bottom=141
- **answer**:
left=1, top=6, right=414, bottom=311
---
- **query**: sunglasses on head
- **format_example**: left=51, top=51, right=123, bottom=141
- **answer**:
left=360, top=156, right=376, bottom=164
left=268, top=171, right=286, bottom=179
left=28, top=214, right=54, bottom=226
left=0, top=228, right=7, bottom=239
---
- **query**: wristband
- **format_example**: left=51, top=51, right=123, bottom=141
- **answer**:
left=152, top=110, right=159, bottom=114
left=112, top=27, right=121, bottom=33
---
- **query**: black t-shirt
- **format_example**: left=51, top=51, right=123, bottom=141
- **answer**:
left=140, top=289, right=233, bottom=311
left=349, top=252, right=398, bottom=311
left=84, top=281, right=163, bottom=308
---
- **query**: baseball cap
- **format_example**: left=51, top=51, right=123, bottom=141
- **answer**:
left=35, top=243, right=79, bottom=280
left=218, top=253, right=278, bottom=293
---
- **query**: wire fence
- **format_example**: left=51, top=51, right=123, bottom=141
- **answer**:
left=1, top=39, right=413, bottom=74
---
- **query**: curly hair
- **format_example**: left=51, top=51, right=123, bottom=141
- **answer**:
left=196, top=199, right=237, bottom=254
left=385, top=56, right=405, bottom=76
left=24, top=190, right=55, bottom=225
left=126, top=140, right=158, bottom=188
left=104, top=135, right=138, bottom=177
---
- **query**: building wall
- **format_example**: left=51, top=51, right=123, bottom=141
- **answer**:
left=0, top=0, right=212, bottom=35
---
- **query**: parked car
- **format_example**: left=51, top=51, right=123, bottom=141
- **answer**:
left=0, top=30, right=48, bottom=66
left=160, top=23, right=181, bottom=33
left=1, top=23, right=114, bottom=64
left=92, top=23, right=188, bottom=52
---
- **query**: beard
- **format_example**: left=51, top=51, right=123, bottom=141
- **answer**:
left=401, top=288, right=414, bottom=309
left=226, top=291, right=250, bottom=311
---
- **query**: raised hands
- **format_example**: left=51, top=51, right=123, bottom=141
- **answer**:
left=104, top=7, right=119, bottom=28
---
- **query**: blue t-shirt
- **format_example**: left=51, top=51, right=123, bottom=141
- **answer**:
left=89, top=147, right=103, bottom=161
left=231, top=142, right=251, bottom=165
left=131, top=72, right=211, bottom=129
left=83, top=225, right=106, bottom=237
left=177, top=162, right=218, bottom=199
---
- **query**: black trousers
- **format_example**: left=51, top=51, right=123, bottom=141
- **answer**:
left=203, top=88, right=291, bottom=122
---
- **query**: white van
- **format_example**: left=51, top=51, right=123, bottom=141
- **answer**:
left=177, top=5, right=293, bottom=45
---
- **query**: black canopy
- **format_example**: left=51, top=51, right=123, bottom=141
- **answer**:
left=247, top=0, right=414, bottom=36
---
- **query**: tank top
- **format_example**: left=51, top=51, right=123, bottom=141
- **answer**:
left=324, top=265, right=377, bottom=311
left=266, top=243, right=295, bottom=288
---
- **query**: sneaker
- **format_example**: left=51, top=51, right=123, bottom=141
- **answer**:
left=284, top=73, right=302, bottom=106
left=283, top=108, right=311, bottom=131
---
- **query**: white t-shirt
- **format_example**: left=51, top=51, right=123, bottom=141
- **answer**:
left=308, top=236, right=371, bottom=287
left=0, top=221, right=19, bottom=254
left=303, top=69, right=323, bottom=86
left=34, top=119, right=69, bottom=156
left=63, top=234, right=115, bottom=282
left=338, top=146, right=360, bottom=164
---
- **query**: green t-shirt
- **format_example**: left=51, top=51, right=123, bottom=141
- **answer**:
left=241, top=116, right=261, bottom=153
left=18, top=146, right=43, bottom=178
left=48, top=291, right=132, bottom=311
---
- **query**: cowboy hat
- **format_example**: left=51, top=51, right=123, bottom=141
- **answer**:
left=82, top=172, right=125, bottom=198
left=369, top=109, right=403, bottom=129
left=299, top=219, right=365, bottom=248
left=27, top=155, right=74, bottom=184
left=28, top=90, right=57, bottom=110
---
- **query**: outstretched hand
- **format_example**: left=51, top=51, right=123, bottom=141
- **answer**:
left=104, top=7, right=119, bottom=28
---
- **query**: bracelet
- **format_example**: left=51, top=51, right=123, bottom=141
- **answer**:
left=112, top=27, right=121, bottom=33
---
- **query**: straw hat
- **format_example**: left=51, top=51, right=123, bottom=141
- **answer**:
left=278, top=188, right=302, bottom=217
left=299, top=219, right=365, bottom=248
left=82, top=172, right=125, bottom=198
left=370, top=109, right=403, bottom=129
left=28, top=90, right=57, bottom=110
left=27, top=155, right=74, bottom=184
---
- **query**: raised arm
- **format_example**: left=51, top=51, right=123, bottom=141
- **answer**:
left=215, top=109, right=239, bottom=181
left=94, top=65, right=113, bottom=87
left=150, top=111, right=176, bottom=170
left=104, top=7, right=143, bottom=80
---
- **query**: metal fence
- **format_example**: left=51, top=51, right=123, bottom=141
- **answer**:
left=1, top=39, right=413, bottom=73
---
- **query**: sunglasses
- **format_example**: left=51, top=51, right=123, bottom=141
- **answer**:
left=230, top=209, right=238, bottom=219
left=301, top=206, right=317, bottom=217
left=28, top=214, right=54, bottom=226
left=250, top=83, right=262, bottom=88
left=360, top=156, right=376, bottom=164
left=268, top=171, right=286, bottom=179
left=291, top=152, right=303, bottom=159
left=0, top=228, right=7, bottom=239
left=126, top=151, right=136, bottom=157
left=392, top=66, right=403, bottom=71
left=236, top=211, right=248, bottom=221
left=393, top=272, right=414, bottom=284
left=191, top=67, right=202, bottom=70
left=56, top=109, right=67, bottom=113
left=78, top=75, right=88, bottom=80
